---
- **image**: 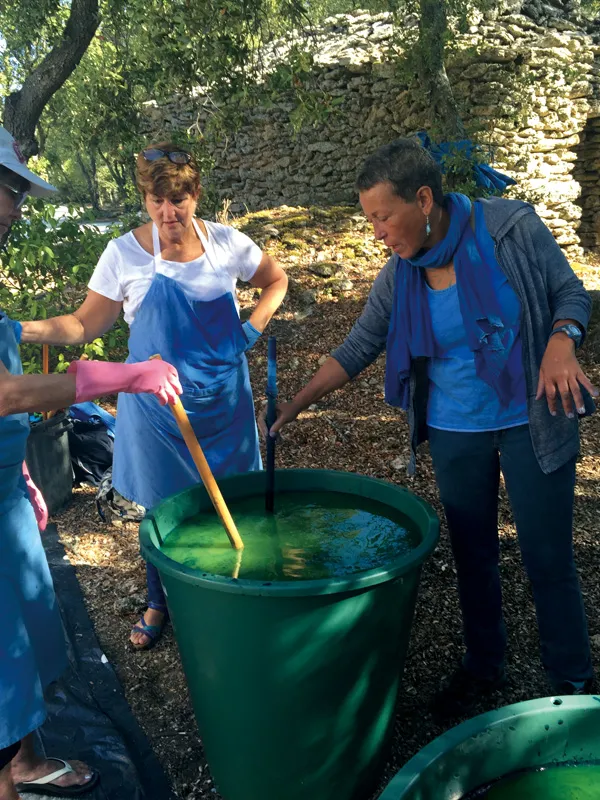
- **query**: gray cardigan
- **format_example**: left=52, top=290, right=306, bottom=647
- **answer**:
left=331, top=197, right=594, bottom=475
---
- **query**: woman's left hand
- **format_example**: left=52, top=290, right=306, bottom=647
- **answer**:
left=536, top=334, right=597, bottom=417
left=242, top=320, right=262, bottom=351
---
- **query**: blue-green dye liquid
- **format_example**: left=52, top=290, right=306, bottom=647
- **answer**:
left=463, top=763, right=600, bottom=799
left=161, top=491, right=419, bottom=581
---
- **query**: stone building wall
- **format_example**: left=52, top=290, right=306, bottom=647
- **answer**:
left=142, top=4, right=600, bottom=254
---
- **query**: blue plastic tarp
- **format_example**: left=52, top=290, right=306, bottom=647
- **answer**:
left=69, top=402, right=116, bottom=439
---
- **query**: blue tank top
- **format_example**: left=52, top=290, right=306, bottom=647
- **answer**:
left=426, top=268, right=528, bottom=432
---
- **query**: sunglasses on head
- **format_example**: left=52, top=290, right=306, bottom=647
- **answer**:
left=0, top=182, right=28, bottom=210
left=142, top=148, right=192, bottom=165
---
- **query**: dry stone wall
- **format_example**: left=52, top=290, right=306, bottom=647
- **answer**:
left=143, top=4, right=600, bottom=254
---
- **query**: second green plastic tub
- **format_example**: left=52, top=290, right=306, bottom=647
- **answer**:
left=378, top=695, right=600, bottom=799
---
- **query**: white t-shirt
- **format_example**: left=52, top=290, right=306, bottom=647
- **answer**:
left=88, top=220, right=263, bottom=325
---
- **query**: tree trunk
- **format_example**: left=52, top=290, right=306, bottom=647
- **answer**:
left=3, top=0, right=101, bottom=159
left=76, top=151, right=100, bottom=211
left=98, top=150, right=128, bottom=196
left=418, top=0, right=465, bottom=140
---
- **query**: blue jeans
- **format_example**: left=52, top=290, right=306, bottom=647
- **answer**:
left=428, top=424, right=592, bottom=687
left=146, top=563, right=167, bottom=614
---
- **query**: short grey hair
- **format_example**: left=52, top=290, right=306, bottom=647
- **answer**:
left=356, top=138, right=444, bottom=206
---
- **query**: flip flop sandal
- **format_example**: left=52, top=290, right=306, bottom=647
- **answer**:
left=14, top=758, right=99, bottom=797
left=130, top=614, right=166, bottom=651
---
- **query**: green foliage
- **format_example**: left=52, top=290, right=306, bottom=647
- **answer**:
left=2, top=0, right=330, bottom=209
left=0, top=0, right=68, bottom=79
left=581, top=0, right=600, bottom=17
left=1, top=0, right=496, bottom=207
left=264, top=46, right=346, bottom=133
left=303, top=0, right=403, bottom=18
left=437, top=143, right=499, bottom=199
left=0, top=200, right=130, bottom=373
left=37, top=4, right=152, bottom=210
left=1, top=0, right=407, bottom=209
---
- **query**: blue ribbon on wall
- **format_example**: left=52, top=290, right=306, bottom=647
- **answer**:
left=416, top=131, right=517, bottom=194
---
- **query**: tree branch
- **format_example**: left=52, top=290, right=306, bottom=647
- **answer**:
left=98, top=149, right=127, bottom=193
left=3, top=0, right=100, bottom=159
left=76, top=150, right=100, bottom=211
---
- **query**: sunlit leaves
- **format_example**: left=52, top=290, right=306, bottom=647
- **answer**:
left=0, top=200, right=129, bottom=372
left=2, top=0, right=408, bottom=207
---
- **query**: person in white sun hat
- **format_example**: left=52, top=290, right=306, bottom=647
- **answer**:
left=0, top=124, right=183, bottom=798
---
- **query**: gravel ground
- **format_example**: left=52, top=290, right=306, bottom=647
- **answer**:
left=53, top=206, right=600, bottom=799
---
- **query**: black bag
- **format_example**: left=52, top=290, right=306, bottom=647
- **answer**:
left=26, top=411, right=73, bottom=514
left=68, top=418, right=114, bottom=486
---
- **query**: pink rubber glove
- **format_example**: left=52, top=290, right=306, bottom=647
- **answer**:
left=22, top=462, right=48, bottom=532
left=67, top=359, right=183, bottom=406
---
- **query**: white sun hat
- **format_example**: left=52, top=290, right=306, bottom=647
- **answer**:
left=0, top=125, right=56, bottom=197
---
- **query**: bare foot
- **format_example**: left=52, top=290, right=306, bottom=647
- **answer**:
left=0, top=760, right=19, bottom=800
left=130, top=607, right=165, bottom=648
left=12, top=757, right=96, bottom=791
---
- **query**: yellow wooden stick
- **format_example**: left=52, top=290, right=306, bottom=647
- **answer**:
left=42, top=344, right=49, bottom=420
left=150, top=355, right=244, bottom=551
left=232, top=549, right=243, bottom=580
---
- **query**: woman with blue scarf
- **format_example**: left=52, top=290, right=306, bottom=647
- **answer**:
left=267, top=138, right=596, bottom=719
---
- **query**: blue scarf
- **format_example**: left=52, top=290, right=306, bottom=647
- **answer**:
left=384, top=193, right=520, bottom=410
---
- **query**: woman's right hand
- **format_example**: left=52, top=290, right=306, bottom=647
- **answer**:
left=259, top=359, right=351, bottom=439
left=259, top=401, right=300, bottom=439
left=129, top=361, right=183, bottom=406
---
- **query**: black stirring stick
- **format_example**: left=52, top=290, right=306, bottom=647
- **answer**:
left=265, top=336, right=277, bottom=513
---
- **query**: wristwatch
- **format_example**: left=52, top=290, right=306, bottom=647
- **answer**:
left=550, top=323, right=583, bottom=349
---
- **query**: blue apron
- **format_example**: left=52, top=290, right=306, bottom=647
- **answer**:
left=112, top=220, right=261, bottom=510
left=0, top=313, right=66, bottom=749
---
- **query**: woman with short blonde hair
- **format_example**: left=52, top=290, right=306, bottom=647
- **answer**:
left=22, top=140, right=288, bottom=649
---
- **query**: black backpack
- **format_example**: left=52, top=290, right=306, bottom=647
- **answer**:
left=68, top=418, right=114, bottom=486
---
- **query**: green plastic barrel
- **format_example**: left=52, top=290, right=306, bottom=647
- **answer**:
left=379, top=695, right=600, bottom=799
left=140, top=469, right=439, bottom=800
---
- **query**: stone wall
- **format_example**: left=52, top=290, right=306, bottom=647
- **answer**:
left=573, top=116, right=600, bottom=248
left=142, top=4, right=600, bottom=254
